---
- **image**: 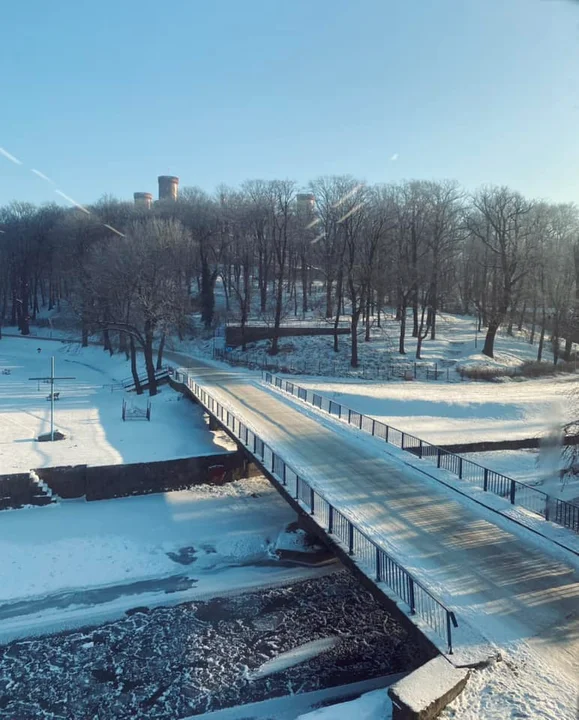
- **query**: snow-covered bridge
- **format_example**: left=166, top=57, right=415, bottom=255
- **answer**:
left=172, top=359, right=579, bottom=687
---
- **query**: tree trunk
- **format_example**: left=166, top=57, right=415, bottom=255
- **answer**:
left=325, top=279, right=333, bottom=319
left=130, top=335, right=143, bottom=395
left=144, top=323, right=157, bottom=396
left=537, top=309, right=546, bottom=362
left=412, top=295, right=419, bottom=338
left=364, top=292, right=371, bottom=342
left=517, top=301, right=526, bottom=332
left=482, top=322, right=499, bottom=358
left=119, top=332, right=129, bottom=360
left=301, top=250, right=308, bottom=316
left=156, top=332, right=166, bottom=370
left=333, top=271, right=343, bottom=353
left=530, top=300, right=537, bottom=344
left=552, top=316, right=560, bottom=365
left=270, top=274, right=284, bottom=356
left=416, top=303, right=430, bottom=359
left=429, top=276, right=438, bottom=340
left=200, top=258, right=215, bottom=329
left=351, top=309, right=360, bottom=367
left=399, top=304, right=407, bottom=355
left=103, top=329, right=113, bottom=356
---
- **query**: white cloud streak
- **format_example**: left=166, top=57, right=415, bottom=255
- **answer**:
left=55, top=190, right=91, bottom=215
left=31, top=168, right=55, bottom=183
left=337, top=202, right=365, bottom=224
left=103, top=224, right=125, bottom=237
left=332, top=184, right=365, bottom=209
left=0, top=147, right=23, bottom=165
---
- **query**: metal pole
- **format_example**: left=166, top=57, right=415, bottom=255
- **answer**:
left=50, top=356, right=55, bottom=441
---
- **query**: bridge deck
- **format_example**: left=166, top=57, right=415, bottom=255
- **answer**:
left=170, top=355, right=579, bottom=684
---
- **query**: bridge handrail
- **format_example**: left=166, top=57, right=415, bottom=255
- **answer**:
left=262, top=372, right=579, bottom=535
left=120, top=366, right=171, bottom=389
left=174, top=368, right=458, bottom=654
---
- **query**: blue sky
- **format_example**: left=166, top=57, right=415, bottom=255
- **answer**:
left=1, top=0, right=578, bottom=206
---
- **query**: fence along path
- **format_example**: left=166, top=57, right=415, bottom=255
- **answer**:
left=175, top=368, right=457, bottom=655
left=262, top=372, right=579, bottom=536
left=171, top=359, right=579, bottom=674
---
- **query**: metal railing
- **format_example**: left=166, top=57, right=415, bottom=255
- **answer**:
left=173, top=368, right=458, bottom=654
left=225, top=318, right=351, bottom=329
left=213, top=348, right=453, bottom=382
left=120, top=366, right=171, bottom=390
left=262, top=372, right=579, bottom=535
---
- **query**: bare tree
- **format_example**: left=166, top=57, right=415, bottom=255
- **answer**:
left=467, top=187, right=533, bottom=358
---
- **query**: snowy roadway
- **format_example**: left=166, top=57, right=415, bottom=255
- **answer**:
left=171, top=355, right=579, bottom=720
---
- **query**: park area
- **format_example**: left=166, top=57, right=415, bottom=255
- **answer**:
left=0, top=336, right=231, bottom=473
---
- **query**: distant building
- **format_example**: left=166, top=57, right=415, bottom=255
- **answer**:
left=158, top=175, right=179, bottom=202
left=296, top=193, right=315, bottom=216
left=133, top=192, right=153, bottom=209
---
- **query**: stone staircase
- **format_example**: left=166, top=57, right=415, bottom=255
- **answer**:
left=29, top=470, right=57, bottom=506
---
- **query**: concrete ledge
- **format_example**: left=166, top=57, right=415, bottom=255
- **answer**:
left=388, top=656, right=469, bottom=720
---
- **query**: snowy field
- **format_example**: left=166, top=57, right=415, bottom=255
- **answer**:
left=0, top=336, right=232, bottom=473
left=282, top=374, right=574, bottom=448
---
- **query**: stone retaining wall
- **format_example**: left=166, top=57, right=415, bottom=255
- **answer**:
left=37, top=452, right=248, bottom=501
left=225, top=325, right=350, bottom=348
left=0, top=452, right=251, bottom=508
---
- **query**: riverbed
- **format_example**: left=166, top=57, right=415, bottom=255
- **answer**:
left=0, top=570, right=427, bottom=719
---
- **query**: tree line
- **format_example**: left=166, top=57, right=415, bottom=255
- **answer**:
left=0, top=177, right=578, bottom=393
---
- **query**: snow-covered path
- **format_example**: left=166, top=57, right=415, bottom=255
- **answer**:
left=173, top=356, right=579, bottom=716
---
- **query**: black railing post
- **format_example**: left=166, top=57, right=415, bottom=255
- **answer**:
left=376, top=547, right=381, bottom=582
left=408, top=577, right=416, bottom=614
left=328, top=505, right=334, bottom=534
left=310, top=487, right=315, bottom=515
left=253, top=434, right=257, bottom=454
left=483, top=468, right=488, bottom=491
left=338, top=404, right=342, bottom=420
left=372, top=419, right=376, bottom=435
left=282, top=463, right=287, bottom=486
left=401, top=433, right=405, bottom=450
left=295, top=476, right=300, bottom=500
left=437, top=449, right=441, bottom=468
left=359, top=414, right=363, bottom=430
left=385, top=425, right=389, bottom=443
left=348, top=409, right=352, bottom=424
left=458, top=457, right=463, bottom=479
left=510, top=479, right=516, bottom=505
left=545, top=496, right=550, bottom=522
left=348, top=523, right=354, bottom=555
left=419, top=440, right=423, bottom=459
left=447, top=613, right=453, bottom=655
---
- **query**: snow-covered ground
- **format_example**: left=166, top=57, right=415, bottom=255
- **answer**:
left=297, top=687, right=392, bottom=719
left=188, top=309, right=578, bottom=380
left=271, top=373, right=579, bottom=504
left=289, top=374, right=574, bottom=447
left=464, top=449, right=579, bottom=505
left=0, top=336, right=232, bottom=473
left=0, top=476, right=327, bottom=642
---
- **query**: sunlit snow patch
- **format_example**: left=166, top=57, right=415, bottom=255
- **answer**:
left=247, top=637, right=340, bottom=680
